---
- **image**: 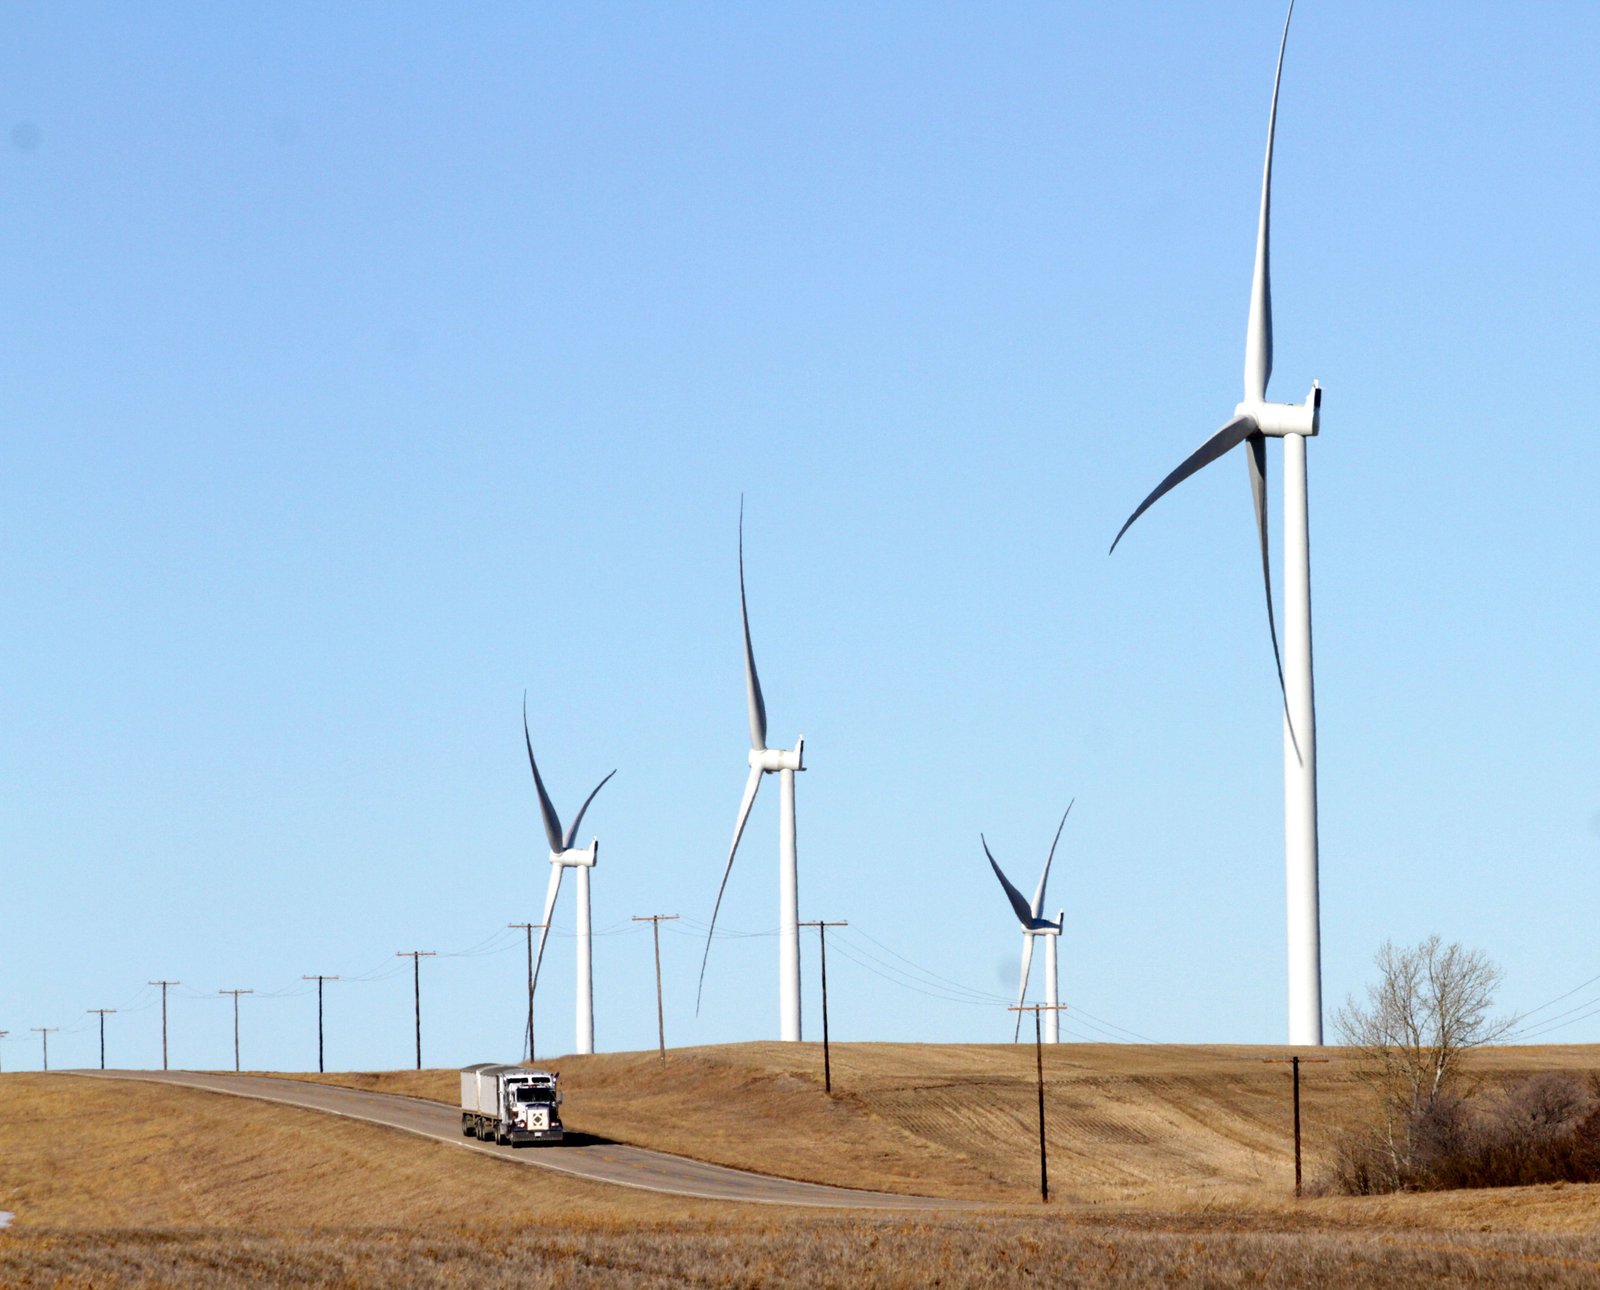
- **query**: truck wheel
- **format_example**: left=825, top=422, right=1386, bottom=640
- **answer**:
left=462, top=1117, right=473, bottom=1137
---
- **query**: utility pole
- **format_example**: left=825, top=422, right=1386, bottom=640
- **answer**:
left=0, top=1030, right=8, bottom=1073
left=631, top=915, right=679, bottom=1064
left=219, top=990, right=254, bottom=1072
left=87, top=1009, right=117, bottom=1070
left=800, top=920, right=847, bottom=1093
left=1263, top=1055, right=1331, bottom=1197
left=396, top=951, right=436, bottom=1070
left=302, top=976, right=339, bottom=1073
left=1009, top=1003, right=1066, bottom=1203
left=32, top=1027, right=58, bottom=1071
left=508, top=923, right=545, bottom=1063
left=150, top=981, right=179, bottom=1070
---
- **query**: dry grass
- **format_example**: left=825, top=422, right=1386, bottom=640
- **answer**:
left=0, top=1074, right=717, bottom=1229
left=4, top=1216, right=1600, bottom=1288
left=6, top=1044, right=1600, bottom=1285
left=291, top=1041, right=1600, bottom=1216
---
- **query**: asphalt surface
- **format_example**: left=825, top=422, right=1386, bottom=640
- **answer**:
left=73, top=1069, right=973, bottom=1210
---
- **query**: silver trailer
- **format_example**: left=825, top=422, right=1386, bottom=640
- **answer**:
left=459, top=1062, right=564, bottom=1145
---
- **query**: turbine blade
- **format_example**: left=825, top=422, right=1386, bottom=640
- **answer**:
left=1247, top=433, right=1302, bottom=764
left=984, top=836, right=1035, bottom=928
left=1031, top=800, right=1074, bottom=918
left=1109, top=415, right=1257, bottom=554
left=523, top=694, right=564, bottom=854
left=1245, top=0, right=1295, bottom=403
left=696, top=765, right=764, bottom=1013
left=739, top=499, right=768, bottom=752
left=530, top=863, right=564, bottom=997
left=562, top=769, right=617, bottom=851
left=1014, top=934, right=1036, bottom=1042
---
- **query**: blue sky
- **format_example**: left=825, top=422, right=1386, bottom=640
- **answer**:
left=4, top=2, right=1598, bottom=1073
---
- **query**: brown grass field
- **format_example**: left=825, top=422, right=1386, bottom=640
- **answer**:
left=3, top=1042, right=1599, bottom=1285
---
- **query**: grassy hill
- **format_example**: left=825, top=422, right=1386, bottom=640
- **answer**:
left=4, top=1043, right=1600, bottom=1286
left=298, top=1040, right=1600, bottom=1211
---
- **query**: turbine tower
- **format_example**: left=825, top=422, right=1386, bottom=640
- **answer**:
left=1110, top=1, right=1323, bottom=1045
left=983, top=804, right=1071, bottom=1043
left=698, top=503, right=806, bottom=1041
left=523, top=697, right=616, bottom=1056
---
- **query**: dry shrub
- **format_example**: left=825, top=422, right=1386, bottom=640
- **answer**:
left=1327, top=1075, right=1600, bottom=1194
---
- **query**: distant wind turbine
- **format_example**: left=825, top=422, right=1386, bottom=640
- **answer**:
left=698, top=502, right=806, bottom=1041
left=984, top=803, right=1071, bottom=1043
left=1109, top=1, right=1324, bottom=1044
left=524, top=696, right=616, bottom=1057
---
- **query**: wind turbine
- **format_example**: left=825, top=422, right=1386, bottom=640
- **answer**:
left=523, top=696, right=616, bottom=1057
left=1109, top=1, right=1324, bottom=1045
left=698, top=504, right=806, bottom=1041
left=983, top=804, right=1071, bottom=1043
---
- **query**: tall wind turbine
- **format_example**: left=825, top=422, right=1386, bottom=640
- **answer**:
left=698, top=504, right=806, bottom=1041
left=1109, top=1, right=1324, bottom=1045
left=523, top=697, right=616, bottom=1057
left=983, top=804, right=1071, bottom=1043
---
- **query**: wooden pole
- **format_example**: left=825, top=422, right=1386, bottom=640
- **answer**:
left=87, top=1010, right=117, bottom=1070
left=632, top=915, right=679, bottom=1064
left=1293, top=1055, right=1302, bottom=1196
left=302, top=977, right=339, bottom=1073
left=219, top=990, right=253, bottom=1072
left=508, top=924, right=544, bottom=1062
left=1010, top=1003, right=1065, bottom=1202
left=1034, top=1010, right=1047, bottom=1201
left=149, top=981, right=179, bottom=1070
left=397, top=952, right=436, bottom=1070
left=801, top=921, right=847, bottom=1093
left=1263, top=1055, right=1329, bottom=1197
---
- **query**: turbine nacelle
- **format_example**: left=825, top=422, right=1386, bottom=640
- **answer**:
left=1235, top=382, right=1322, bottom=438
left=748, top=739, right=804, bottom=774
left=550, top=841, right=598, bottom=869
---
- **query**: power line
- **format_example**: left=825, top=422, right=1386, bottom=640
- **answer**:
left=1511, top=998, right=1600, bottom=1042
left=1512, top=968, right=1600, bottom=1023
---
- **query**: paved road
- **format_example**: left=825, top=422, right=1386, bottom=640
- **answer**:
left=73, top=1070, right=973, bottom=1211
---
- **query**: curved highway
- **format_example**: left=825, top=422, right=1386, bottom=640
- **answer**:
left=73, top=1069, right=973, bottom=1211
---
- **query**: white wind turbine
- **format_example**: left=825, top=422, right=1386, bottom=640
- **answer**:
left=1110, top=1, right=1324, bottom=1044
left=697, top=505, right=806, bottom=1041
left=983, top=804, right=1071, bottom=1043
left=523, top=697, right=616, bottom=1057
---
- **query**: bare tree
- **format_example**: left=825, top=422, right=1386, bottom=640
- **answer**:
left=1333, top=935, right=1517, bottom=1188
left=1337, top=936, right=1515, bottom=1106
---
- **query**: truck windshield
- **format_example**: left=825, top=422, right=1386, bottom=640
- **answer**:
left=514, top=1087, right=554, bottom=1104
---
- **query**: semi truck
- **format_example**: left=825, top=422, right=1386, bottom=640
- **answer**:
left=459, top=1062, right=565, bottom=1145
